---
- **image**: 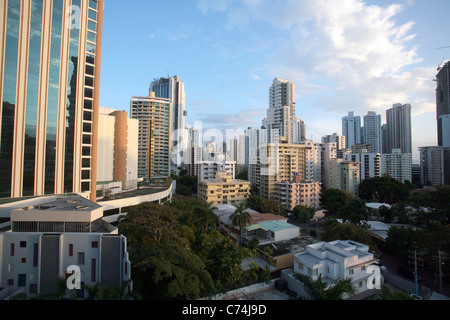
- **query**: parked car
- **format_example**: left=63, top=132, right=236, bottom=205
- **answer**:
left=398, top=266, right=422, bottom=282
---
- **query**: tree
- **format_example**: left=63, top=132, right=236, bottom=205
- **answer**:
left=231, top=202, right=251, bottom=244
left=375, top=284, right=415, bottom=300
left=194, top=201, right=218, bottom=231
left=337, top=198, right=369, bottom=225
left=321, top=220, right=376, bottom=252
left=385, top=226, right=416, bottom=258
left=320, top=188, right=352, bottom=215
left=293, top=273, right=356, bottom=300
left=359, top=176, right=410, bottom=204
left=293, top=205, right=315, bottom=223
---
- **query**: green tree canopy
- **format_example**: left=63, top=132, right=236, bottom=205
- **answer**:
left=294, top=273, right=356, bottom=300
left=320, top=188, right=352, bottom=215
left=293, top=205, right=315, bottom=223
left=359, top=176, right=410, bottom=204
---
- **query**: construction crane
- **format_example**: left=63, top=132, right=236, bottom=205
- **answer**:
left=437, top=58, right=445, bottom=71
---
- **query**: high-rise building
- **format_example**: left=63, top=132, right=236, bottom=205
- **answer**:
left=419, top=146, right=450, bottom=186
left=130, top=92, right=171, bottom=180
left=322, top=133, right=346, bottom=150
left=328, top=159, right=360, bottom=197
left=267, top=78, right=296, bottom=143
left=97, top=108, right=138, bottom=191
left=381, top=148, right=412, bottom=183
left=345, top=152, right=381, bottom=181
left=150, top=75, right=186, bottom=159
left=295, top=118, right=306, bottom=142
left=436, top=61, right=450, bottom=147
left=259, top=141, right=306, bottom=200
left=342, top=112, right=361, bottom=149
left=385, top=103, right=412, bottom=154
left=0, top=0, right=104, bottom=201
left=363, top=111, right=382, bottom=153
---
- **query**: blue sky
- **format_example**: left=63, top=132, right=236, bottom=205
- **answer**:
left=99, top=0, right=450, bottom=163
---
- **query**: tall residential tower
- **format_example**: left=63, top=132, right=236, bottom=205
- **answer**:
left=266, top=78, right=296, bottom=143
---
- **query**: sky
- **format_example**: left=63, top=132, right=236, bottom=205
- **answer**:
left=98, top=0, right=450, bottom=163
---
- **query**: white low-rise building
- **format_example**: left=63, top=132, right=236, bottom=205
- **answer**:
left=0, top=195, right=132, bottom=299
left=293, top=240, right=380, bottom=295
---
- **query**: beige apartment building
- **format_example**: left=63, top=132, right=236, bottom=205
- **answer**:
left=274, top=177, right=321, bottom=212
left=0, top=0, right=104, bottom=201
left=198, top=171, right=250, bottom=206
left=260, top=141, right=306, bottom=200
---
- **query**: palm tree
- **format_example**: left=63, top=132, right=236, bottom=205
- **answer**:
left=195, top=201, right=218, bottom=231
left=294, top=273, right=356, bottom=300
left=230, top=202, right=251, bottom=245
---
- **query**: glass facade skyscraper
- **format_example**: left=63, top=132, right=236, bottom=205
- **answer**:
left=0, top=0, right=104, bottom=200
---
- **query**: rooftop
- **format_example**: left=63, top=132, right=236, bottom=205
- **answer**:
left=17, top=195, right=101, bottom=213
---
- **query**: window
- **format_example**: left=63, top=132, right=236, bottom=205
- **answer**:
left=21, top=258, right=26, bottom=263
left=10, top=243, right=14, bottom=256
left=91, top=241, right=98, bottom=248
left=78, top=252, right=85, bottom=265
left=20, top=241, right=27, bottom=248
left=69, top=244, right=74, bottom=257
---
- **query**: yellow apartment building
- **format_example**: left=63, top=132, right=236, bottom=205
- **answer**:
left=198, top=171, right=250, bottom=206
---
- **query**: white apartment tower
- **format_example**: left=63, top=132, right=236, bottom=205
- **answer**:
left=267, top=79, right=296, bottom=143
left=342, top=112, right=362, bottom=149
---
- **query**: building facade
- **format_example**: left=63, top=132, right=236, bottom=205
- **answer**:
left=328, top=159, right=360, bottom=197
left=267, top=79, right=296, bottom=143
left=419, top=146, right=450, bottom=186
left=273, top=178, right=321, bottom=212
left=436, top=61, right=450, bottom=147
left=363, top=111, right=382, bottom=153
left=381, top=148, right=412, bottom=183
left=198, top=171, right=250, bottom=206
left=149, top=75, right=186, bottom=157
left=130, top=92, right=171, bottom=180
left=385, top=103, right=412, bottom=154
left=97, top=107, right=138, bottom=191
left=294, top=240, right=379, bottom=295
left=342, top=112, right=361, bottom=149
left=0, top=194, right=131, bottom=299
left=259, top=142, right=306, bottom=200
left=345, top=152, right=381, bottom=181
left=0, top=0, right=104, bottom=201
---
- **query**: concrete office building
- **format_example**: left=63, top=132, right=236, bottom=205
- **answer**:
left=267, top=79, right=296, bottom=143
left=436, top=61, right=450, bottom=147
left=0, top=194, right=131, bottom=299
left=381, top=148, right=412, bottom=183
left=0, top=0, right=104, bottom=201
left=97, top=107, right=138, bottom=191
left=385, top=103, right=412, bottom=154
left=130, top=92, right=171, bottom=180
left=342, top=112, right=361, bottom=149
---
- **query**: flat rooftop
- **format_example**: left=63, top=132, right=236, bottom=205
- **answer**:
left=17, top=195, right=101, bottom=212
